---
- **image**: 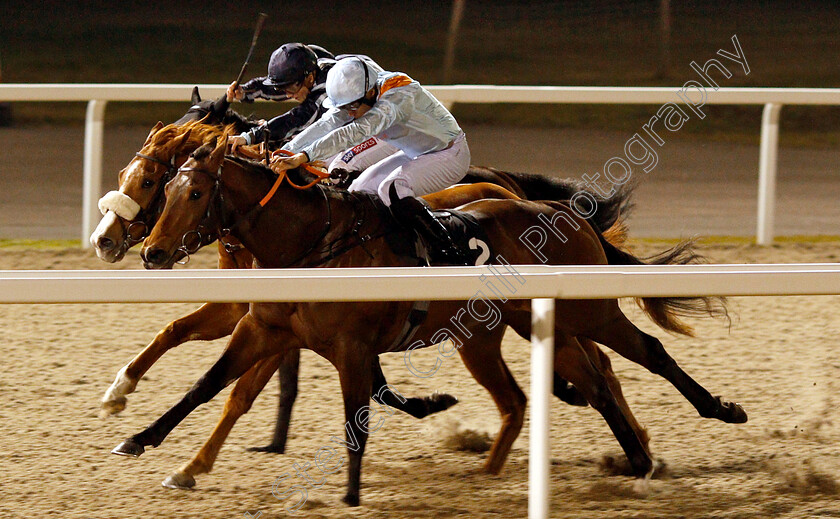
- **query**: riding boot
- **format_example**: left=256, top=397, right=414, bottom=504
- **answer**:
left=388, top=189, right=469, bottom=265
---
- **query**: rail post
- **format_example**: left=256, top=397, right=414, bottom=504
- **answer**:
left=757, top=102, right=782, bottom=245
left=529, top=297, right=555, bottom=518
left=82, top=99, right=107, bottom=248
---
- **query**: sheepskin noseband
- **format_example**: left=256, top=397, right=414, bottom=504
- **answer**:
left=98, top=191, right=142, bottom=220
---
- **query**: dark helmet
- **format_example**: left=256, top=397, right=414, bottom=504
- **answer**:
left=263, top=43, right=318, bottom=87
left=307, top=44, right=334, bottom=60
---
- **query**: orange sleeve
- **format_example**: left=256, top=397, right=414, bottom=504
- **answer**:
left=378, top=75, right=413, bottom=98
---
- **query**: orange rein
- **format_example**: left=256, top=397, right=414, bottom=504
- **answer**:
left=259, top=150, right=331, bottom=207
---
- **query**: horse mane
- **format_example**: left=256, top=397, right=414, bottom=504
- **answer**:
left=146, top=120, right=238, bottom=152
left=216, top=107, right=261, bottom=130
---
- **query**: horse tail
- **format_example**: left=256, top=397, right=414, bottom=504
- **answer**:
left=503, top=170, right=636, bottom=233
left=596, top=232, right=730, bottom=336
left=536, top=199, right=629, bottom=249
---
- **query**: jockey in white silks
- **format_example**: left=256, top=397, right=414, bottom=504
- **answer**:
left=270, top=57, right=471, bottom=263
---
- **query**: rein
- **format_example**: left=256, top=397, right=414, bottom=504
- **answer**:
left=258, top=150, right=331, bottom=207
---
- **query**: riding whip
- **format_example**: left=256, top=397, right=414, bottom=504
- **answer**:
left=233, top=12, right=269, bottom=89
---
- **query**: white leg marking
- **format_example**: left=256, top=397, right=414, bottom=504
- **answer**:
left=100, top=364, right=138, bottom=416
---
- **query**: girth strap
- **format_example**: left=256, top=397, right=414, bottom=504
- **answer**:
left=385, top=300, right=430, bottom=353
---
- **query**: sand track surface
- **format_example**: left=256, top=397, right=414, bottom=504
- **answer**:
left=1, top=241, right=840, bottom=518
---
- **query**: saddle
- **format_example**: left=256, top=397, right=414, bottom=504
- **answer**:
left=383, top=206, right=495, bottom=267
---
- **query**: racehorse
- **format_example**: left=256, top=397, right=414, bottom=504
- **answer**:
left=95, top=118, right=629, bottom=443
left=114, top=137, right=745, bottom=506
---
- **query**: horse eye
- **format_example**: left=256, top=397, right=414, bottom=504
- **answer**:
left=141, top=179, right=155, bottom=189
left=189, top=190, right=202, bottom=200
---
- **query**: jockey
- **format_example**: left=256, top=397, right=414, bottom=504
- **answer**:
left=226, top=43, right=396, bottom=177
left=270, top=57, right=471, bottom=264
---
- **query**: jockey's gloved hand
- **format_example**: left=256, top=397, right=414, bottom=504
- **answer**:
left=329, top=168, right=351, bottom=187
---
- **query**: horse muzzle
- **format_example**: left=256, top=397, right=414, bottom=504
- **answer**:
left=140, top=246, right=174, bottom=269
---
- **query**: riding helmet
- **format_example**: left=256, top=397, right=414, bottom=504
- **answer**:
left=326, top=57, right=377, bottom=108
left=263, top=43, right=319, bottom=87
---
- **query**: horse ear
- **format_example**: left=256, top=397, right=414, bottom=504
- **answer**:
left=143, top=121, right=165, bottom=146
left=168, top=128, right=192, bottom=150
left=211, top=94, right=229, bottom=117
left=210, top=135, right=228, bottom=164
left=191, top=86, right=201, bottom=104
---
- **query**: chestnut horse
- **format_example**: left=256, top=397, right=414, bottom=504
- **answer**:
left=114, top=138, right=744, bottom=506
left=96, top=120, right=627, bottom=454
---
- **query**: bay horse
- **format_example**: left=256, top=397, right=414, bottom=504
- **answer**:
left=95, top=119, right=628, bottom=453
left=115, top=137, right=745, bottom=506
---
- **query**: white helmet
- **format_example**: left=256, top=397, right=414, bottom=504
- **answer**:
left=326, top=57, right=377, bottom=108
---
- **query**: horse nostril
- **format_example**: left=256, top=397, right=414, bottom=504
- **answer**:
left=97, top=236, right=115, bottom=251
left=144, top=248, right=168, bottom=265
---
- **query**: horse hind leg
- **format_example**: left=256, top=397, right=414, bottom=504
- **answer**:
left=457, top=326, right=526, bottom=475
left=100, top=302, right=249, bottom=417
left=554, top=333, right=653, bottom=477
left=162, top=353, right=284, bottom=489
left=507, top=311, right=588, bottom=407
left=578, top=337, right=651, bottom=457
left=370, top=357, right=459, bottom=418
left=585, top=312, right=747, bottom=424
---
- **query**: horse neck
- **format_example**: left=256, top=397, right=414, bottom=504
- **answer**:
left=218, top=161, right=334, bottom=267
left=224, top=112, right=260, bottom=134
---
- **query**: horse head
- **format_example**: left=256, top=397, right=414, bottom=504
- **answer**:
left=89, top=122, right=225, bottom=262
left=141, top=136, right=230, bottom=269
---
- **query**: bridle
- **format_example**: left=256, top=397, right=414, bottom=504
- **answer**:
left=170, top=158, right=385, bottom=268
left=123, top=151, right=180, bottom=248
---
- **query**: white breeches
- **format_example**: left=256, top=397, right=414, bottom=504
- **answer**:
left=326, top=137, right=399, bottom=174
left=347, top=133, right=470, bottom=207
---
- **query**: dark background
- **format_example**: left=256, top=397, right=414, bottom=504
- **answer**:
left=2, top=0, right=839, bottom=145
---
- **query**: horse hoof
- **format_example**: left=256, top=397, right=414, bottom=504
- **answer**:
left=162, top=472, right=196, bottom=490
left=246, top=444, right=285, bottom=454
left=100, top=396, right=127, bottom=418
left=712, top=396, right=748, bottom=423
left=554, top=380, right=589, bottom=407
left=341, top=492, right=360, bottom=507
left=112, top=439, right=145, bottom=457
left=559, top=387, right=589, bottom=407
left=428, top=392, right=459, bottom=413
left=720, top=399, right=748, bottom=423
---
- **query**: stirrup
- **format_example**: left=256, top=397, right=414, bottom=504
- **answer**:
left=435, top=243, right=471, bottom=266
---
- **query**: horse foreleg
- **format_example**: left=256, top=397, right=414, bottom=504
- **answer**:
left=100, top=302, right=249, bottom=417
left=248, top=348, right=301, bottom=453
left=111, top=313, right=283, bottom=458
left=334, top=348, right=374, bottom=507
left=162, top=352, right=286, bottom=490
